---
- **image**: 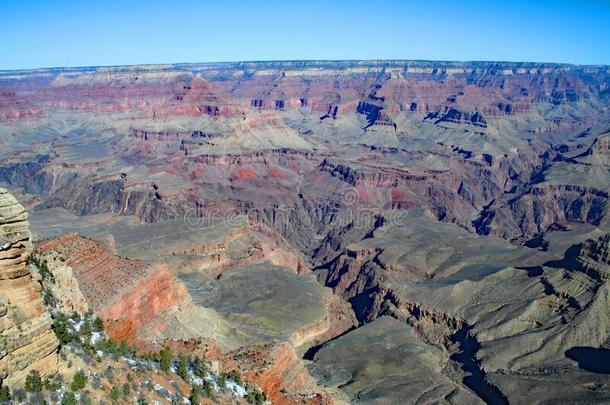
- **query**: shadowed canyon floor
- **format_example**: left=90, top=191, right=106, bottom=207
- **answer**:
left=2, top=60, right=610, bottom=403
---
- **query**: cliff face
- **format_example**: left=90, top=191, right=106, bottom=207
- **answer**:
left=36, top=234, right=188, bottom=342
left=228, top=342, right=332, bottom=405
left=0, top=188, right=58, bottom=386
left=99, top=264, right=188, bottom=332
left=576, top=234, right=610, bottom=279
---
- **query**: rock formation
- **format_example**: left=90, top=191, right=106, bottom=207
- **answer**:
left=36, top=234, right=188, bottom=340
left=0, top=188, right=58, bottom=387
left=229, top=342, right=333, bottom=405
left=574, top=233, right=610, bottom=279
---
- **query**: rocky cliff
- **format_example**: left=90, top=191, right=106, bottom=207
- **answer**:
left=36, top=234, right=188, bottom=342
left=575, top=233, right=610, bottom=280
left=0, top=188, right=58, bottom=387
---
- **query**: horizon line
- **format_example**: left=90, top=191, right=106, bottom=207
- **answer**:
left=1, top=58, right=609, bottom=74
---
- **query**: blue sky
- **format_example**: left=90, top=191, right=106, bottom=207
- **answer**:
left=1, top=0, right=609, bottom=70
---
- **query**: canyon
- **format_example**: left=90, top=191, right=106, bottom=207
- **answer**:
left=1, top=60, right=610, bottom=403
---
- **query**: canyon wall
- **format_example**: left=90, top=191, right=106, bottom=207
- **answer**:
left=0, top=188, right=58, bottom=386
left=36, top=234, right=188, bottom=343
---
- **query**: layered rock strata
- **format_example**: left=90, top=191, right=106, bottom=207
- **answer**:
left=36, top=234, right=188, bottom=338
left=0, top=188, right=58, bottom=386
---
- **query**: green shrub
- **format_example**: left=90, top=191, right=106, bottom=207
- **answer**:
left=43, top=289, right=57, bottom=308
left=118, top=340, right=135, bottom=357
left=27, top=253, right=55, bottom=283
left=177, top=354, right=189, bottom=380
left=255, top=391, right=267, bottom=405
left=93, top=316, right=104, bottom=332
left=94, top=337, right=117, bottom=354
left=61, top=392, right=77, bottom=405
left=192, top=357, right=207, bottom=378
left=44, top=374, right=62, bottom=392
left=158, top=346, right=173, bottom=373
left=82, top=341, right=95, bottom=356
left=25, top=369, right=43, bottom=393
left=70, top=371, right=87, bottom=392
left=190, top=384, right=201, bottom=405
left=202, top=379, right=213, bottom=398
left=52, top=313, right=74, bottom=345
left=245, top=385, right=267, bottom=405
left=0, top=386, right=10, bottom=402
left=225, top=369, right=241, bottom=384
left=110, top=386, right=121, bottom=401
left=80, top=318, right=92, bottom=337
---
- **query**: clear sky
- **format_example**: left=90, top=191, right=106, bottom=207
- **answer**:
left=1, top=0, right=609, bottom=70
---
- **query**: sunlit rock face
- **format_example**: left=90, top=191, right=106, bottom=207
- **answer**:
left=0, top=188, right=58, bottom=387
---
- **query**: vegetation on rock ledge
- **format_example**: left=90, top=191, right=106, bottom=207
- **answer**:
left=0, top=251, right=269, bottom=404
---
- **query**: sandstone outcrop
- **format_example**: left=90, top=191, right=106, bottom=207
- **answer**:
left=36, top=234, right=188, bottom=340
left=32, top=249, right=89, bottom=314
left=0, top=188, right=58, bottom=386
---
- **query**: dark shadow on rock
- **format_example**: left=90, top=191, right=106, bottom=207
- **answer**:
left=544, top=243, right=584, bottom=272
left=302, top=326, right=356, bottom=361
left=565, top=347, right=610, bottom=374
left=450, top=325, right=509, bottom=405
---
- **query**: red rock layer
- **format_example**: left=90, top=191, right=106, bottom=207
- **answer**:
left=99, top=264, right=187, bottom=331
left=0, top=61, right=605, bottom=122
left=228, top=342, right=333, bottom=405
left=37, top=234, right=150, bottom=311
left=36, top=234, right=187, bottom=342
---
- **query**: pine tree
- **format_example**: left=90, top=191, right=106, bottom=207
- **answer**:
left=0, top=386, right=11, bottom=402
left=70, top=371, right=87, bottom=392
left=190, top=384, right=201, bottom=405
left=93, top=316, right=104, bottom=332
left=177, top=354, right=190, bottom=380
left=159, top=346, right=173, bottom=372
left=25, top=370, right=43, bottom=393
